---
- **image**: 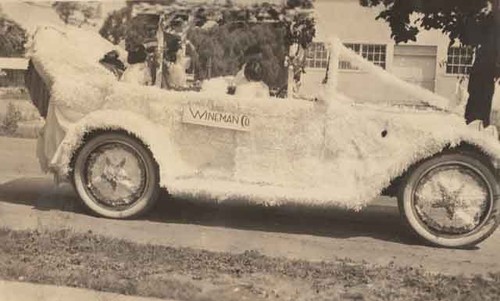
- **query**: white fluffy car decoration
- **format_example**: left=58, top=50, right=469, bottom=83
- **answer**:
left=25, top=26, right=500, bottom=248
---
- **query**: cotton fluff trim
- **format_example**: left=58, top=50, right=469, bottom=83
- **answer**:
left=30, top=27, right=500, bottom=210
left=28, top=26, right=126, bottom=114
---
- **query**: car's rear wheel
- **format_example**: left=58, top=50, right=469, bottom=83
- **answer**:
left=398, top=151, right=499, bottom=248
left=73, top=132, right=160, bottom=219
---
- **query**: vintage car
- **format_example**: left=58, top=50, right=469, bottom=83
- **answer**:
left=25, top=26, right=500, bottom=248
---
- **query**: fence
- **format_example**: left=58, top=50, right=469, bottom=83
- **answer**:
left=0, top=57, right=29, bottom=87
left=0, top=69, right=26, bottom=87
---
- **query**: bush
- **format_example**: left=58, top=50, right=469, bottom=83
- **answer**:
left=0, top=17, right=27, bottom=57
left=188, top=23, right=288, bottom=90
left=1, top=102, right=22, bottom=136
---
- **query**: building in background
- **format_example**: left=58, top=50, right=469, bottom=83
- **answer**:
left=302, top=0, right=471, bottom=104
left=0, top=58, right=28, bottom=87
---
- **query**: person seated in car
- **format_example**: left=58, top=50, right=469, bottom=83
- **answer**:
left=121, top=44, right=153, bottom=86
left=233, top=57, right=270, bottom=99
left=230, top=45, right=263, bottom=91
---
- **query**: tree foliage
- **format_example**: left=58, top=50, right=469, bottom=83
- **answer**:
left=99, top=7, right=131, bottom=45
left=188, top=23, right=288, bottom=89
left=0, top=16, right=27, bottom=57
left=100, top=0, right=315, bottom=48
left=287, top=0, right=314, bottom=9
left=52, top=1, right=100, bottom=26
left=99, top=1, right=174, bottom=49
left=100, top=8, right=159, bottom=49
left=52, top=1, right=80, bottom=24
left=360, top=0, right=495, bottom=46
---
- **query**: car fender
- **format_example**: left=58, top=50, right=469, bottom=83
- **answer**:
left=429, top=126, right=500, bottom=176
left=384, top=124, right=500, bottom=196
left=323, top=102, right=500, bottom=206
left=48, top=109, right=188, bottom=186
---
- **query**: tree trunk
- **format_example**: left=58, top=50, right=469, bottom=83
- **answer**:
left=464, top=59, right=496, bottom=127
left=464, top=12, right=498, bottom=127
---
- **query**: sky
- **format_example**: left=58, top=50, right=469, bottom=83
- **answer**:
left=1, top=2, right=65, bottom=33
left=0, top=1, right=125, bottom=33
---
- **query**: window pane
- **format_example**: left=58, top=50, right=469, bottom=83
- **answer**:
left=305, top=42, right=328, bottom=69
left=446, top=46, right=474, bottom=74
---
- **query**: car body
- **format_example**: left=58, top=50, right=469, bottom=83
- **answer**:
left=26, top=26, right=500, bottom=248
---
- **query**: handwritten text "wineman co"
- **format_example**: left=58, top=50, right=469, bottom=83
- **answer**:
left=182, top=106, right=251, bottom=131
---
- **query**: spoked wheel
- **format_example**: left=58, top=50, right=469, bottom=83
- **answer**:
left=398, top=152, right=499, bottom=248
left=73, top=132, right=160, bottom=219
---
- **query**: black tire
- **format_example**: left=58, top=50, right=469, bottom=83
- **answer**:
left=73, top=132, right=160, bottom=219
left=398, top=151, right=499, bottom=248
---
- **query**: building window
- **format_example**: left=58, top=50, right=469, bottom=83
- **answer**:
left=305, top=42, right=329, bottom=69
left=446, top=46, right=474, bottom=75
left=305, top=43, right=387, bottom=70
left=340, top=43, right=387, bottom=70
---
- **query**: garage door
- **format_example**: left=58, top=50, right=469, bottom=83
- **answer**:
left=393, top=45, right=437, bottom=92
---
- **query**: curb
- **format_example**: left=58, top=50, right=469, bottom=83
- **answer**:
left=0, top=280, right=174, bottom=301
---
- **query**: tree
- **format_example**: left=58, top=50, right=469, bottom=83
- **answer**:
left=99, top=7, right=131, bottom=45
left=188, top=23, right=289, bottom=89
left=99, top=1, right=174, bottom=49
left=52, top=1, right=100, bottom=27
left=361, top=0, right=500, bottom=126
left=0, top=16, right=27, bottom=57
left=286, top=0, right=314, bottom=9
left=52, top=1, right=79, bottom=24
left=100, top=0, right=314, bottom=48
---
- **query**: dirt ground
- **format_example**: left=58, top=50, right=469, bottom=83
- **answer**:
left=1, top=228, right=500, bottom=301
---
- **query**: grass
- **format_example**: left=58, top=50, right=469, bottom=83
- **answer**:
left=0, top=228, right=499, bottom=301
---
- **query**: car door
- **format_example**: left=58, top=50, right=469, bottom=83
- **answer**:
left=172, top=93, right=242, bottom=180
left=233, top=96, right=327, bottom=189
left=318, top=99, right=437, bottom=203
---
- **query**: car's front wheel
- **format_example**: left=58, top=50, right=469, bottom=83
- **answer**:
left=398, top=151, right=499, bottom=248
left=73, top=132, right=160, bottom=219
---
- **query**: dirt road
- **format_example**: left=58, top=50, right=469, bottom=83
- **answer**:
left=0, top=136, right=499, bottom=276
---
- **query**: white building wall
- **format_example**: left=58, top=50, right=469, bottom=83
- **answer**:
left=303, top=0, right=462, bottom=104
